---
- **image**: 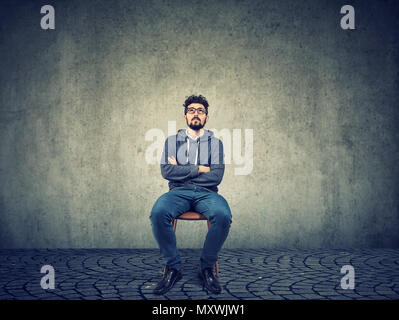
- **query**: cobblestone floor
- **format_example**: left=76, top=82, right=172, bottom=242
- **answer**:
left=0, top=249, right=398, bottom=300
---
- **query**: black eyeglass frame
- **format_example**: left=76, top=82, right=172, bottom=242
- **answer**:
left=185, top=107, right=208, bottom=115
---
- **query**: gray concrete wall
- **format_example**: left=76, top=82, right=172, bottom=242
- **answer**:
left=1, top=0, right=398, bottom=248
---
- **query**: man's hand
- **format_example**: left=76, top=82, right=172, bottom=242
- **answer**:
left=198, top=165, right=210, bottom=173
left=168, top=156, right=178, bottom=165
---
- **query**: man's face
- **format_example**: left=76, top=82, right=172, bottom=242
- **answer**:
left=184, top=103, right=209, bottom=130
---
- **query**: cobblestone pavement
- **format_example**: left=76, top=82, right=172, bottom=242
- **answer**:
left=0, top=249, right=398, bottom=300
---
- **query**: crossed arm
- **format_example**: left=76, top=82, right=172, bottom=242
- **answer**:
left=168, top=156, right=210, bottom=173
left=160, top=137, right=225, bottom=187
left=162, top=156, right=224, bottom=187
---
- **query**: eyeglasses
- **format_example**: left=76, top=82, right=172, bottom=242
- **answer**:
left=186, top=107, right=207, bottom=115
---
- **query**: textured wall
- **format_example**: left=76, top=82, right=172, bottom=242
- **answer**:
left=0, top=0, right=398, bottom=248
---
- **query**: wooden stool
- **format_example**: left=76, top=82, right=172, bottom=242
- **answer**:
left=163, top=211, right=219, bottom=277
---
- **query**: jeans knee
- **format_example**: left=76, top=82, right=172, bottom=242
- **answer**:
left=150, top=203, right=170, bottom=225
left=211, top=209, right=232, bottom=228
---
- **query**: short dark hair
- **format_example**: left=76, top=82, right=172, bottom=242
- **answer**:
left=183, top=94, right=209, bottom=114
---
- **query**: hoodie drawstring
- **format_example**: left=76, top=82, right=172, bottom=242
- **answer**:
left=186, top=136, right=189, bottom=164
left=186, top=136, right=200, bottom=165
left=196, top=140, right=199, bottom=165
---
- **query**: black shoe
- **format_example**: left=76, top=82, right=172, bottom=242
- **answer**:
left=198, top=267, right=222, bottom=294
left=153, top=267, right=182, bottom=295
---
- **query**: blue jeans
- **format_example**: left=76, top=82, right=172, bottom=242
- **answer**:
left=150, top=186, right=232, bottom=270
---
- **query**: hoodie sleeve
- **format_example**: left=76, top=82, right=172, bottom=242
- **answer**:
left=160, top=137, right=199, bottom=181
left=189, top=138, right=225, bottom=187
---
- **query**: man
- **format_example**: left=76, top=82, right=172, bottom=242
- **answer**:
left=150, top=94, right=232, bottom=295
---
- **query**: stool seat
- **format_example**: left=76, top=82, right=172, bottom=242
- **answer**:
left=176, top=211, right=207, bottom=220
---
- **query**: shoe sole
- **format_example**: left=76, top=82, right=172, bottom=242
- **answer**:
left=153, top=273, right=182, bottom=295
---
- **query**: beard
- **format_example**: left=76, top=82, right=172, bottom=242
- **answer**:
left=187, top=117, right=206, bottom=130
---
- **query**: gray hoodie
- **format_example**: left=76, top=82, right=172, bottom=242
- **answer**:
left=160, top=129, right=225, bottom=193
